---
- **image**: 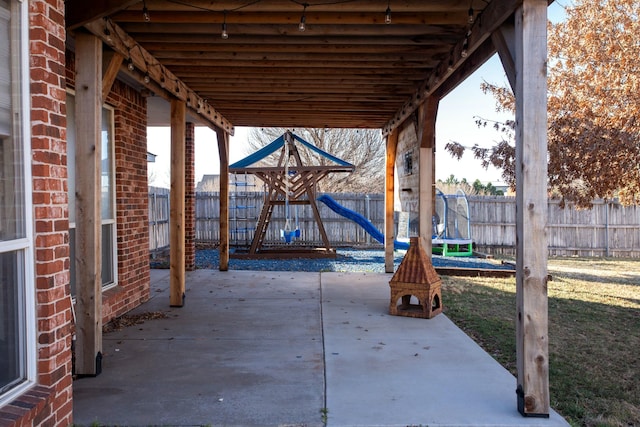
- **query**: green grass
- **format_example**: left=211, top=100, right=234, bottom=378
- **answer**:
left=442, top=257, right=640, bottom=427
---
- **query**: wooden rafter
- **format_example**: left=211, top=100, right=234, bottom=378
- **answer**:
left=382, top=0, right=525, bottom=135
left=66, top=0, right=139, bottom=30
left=83, top=18, right=234, bottom=135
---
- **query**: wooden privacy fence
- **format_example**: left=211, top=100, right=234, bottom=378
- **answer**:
left=194, top=192, right=384, bottom=248
left=148, top=187, right=170, bottom=253
left=469, top=196, right=640, bottom=257
left=148, top=191, right=640, bottom=257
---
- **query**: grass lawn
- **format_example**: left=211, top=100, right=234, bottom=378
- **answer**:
left=442, top=257, right=640, bottom=427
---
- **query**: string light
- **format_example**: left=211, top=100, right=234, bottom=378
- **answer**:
left=127, top=58, right=135, bottom=71
left=221, top=10, right=229, bottom=39
left=385, top=1, right=391, bottom=24
left=468, top=4, right=474, bottom=24
left=142, top=0, right=151, bottom=22
left=461, top=38, right=469, bottom=57
left=143, top=73, right=150, bottom=84
left=299, top=4, right=307, bottom=32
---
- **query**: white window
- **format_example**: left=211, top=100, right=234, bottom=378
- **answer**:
left=67, top=95, right=118, bottom=295
left=0, top=0, right=36, bottom=404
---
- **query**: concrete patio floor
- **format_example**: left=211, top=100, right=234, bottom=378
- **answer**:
left=73, top=269, right=569, bottom=427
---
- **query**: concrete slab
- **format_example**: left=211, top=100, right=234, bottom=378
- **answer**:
left=73, top=269, right=569, bottom=427
left=321, top=272, right=568, bottom=427
left=73, top=270, right=324, bottom=426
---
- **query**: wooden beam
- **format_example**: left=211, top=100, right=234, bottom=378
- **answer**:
left=514, top=0, right=550, bottom=417
left=112, top=11, right=468, bottom=25
left=384, top=129, right=399, bottom=273
left=382, top=0, right=525, bottom=135
left=492, top=22, right=517, bottom=92
left=74, top=33, right=103, bottom=376
left=434, top=37, right=496, bottom=100
left=66, top=0, right=138, bottom=30
left=216, top=128, right=230, bottom=271
left=155, top=57, right=437, bottom=69
left=127, top=1, right=474, bottom=13
left=170, top=99, right=186, bottom=307
left=131, top=33, right=459, bottom=46
left=168, top=65, right=431, bottom=77
left=417, top=97, right=439, bottom=253
left=120, top=22, right=465, bottom=37
left=83, top=18, right=234, bottom=135
left=151, top=50, right=442, bottom=64
left=101, top=51, right=123, bottom=100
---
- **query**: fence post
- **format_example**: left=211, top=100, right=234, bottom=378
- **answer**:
left=605, top=200, right=609, bottom=257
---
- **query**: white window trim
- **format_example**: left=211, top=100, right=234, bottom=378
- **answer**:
left=0, top=0, right=36, bottom=407
left=102, top=105, right=118, bottom=291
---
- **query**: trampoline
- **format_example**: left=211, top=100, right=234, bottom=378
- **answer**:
left=432, top=189, right=473, bottom=257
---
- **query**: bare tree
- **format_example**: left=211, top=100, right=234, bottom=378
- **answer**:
left=247, top=127, right=385, bottom=193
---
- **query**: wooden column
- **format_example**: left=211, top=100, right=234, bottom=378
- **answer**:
left=514, top=0, right=550, bottom=416
left=384, top=129, right=399, bottom=273
left=216, top=128, right=230, bottom=271
left=170, top=99, right=186, bottom=307
left=417, top=97, right=439, bottom=253
left=74, top=33, right=103, bottom=376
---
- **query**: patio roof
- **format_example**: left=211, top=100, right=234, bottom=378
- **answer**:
left=65, top=0, right=553, bottom=418
left=65, top=0, right=527, bottom=133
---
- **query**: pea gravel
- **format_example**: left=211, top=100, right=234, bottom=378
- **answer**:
left=186, top=248, right=513, bottom=273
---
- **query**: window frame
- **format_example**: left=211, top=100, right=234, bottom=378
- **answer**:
left=0, top=0, right=37, bottom=406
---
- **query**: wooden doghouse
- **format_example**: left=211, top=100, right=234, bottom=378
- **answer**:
left=389, top=237, right=442, bottom=319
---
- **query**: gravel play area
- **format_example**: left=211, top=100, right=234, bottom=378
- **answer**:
left=175, top=248, right=515, bottom=273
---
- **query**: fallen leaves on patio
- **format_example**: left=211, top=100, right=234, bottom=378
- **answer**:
left=103, top=311, right=168, bottom=333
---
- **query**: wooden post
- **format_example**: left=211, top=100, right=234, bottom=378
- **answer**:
left=101, top=51, right=123, bottom=100
left=492, top=24, right=517, bottom=93
left=418, top=97, right=439, bottom=253
left=514, top=0, right=550, bottom=416
left=170, top=99, right=186, bottom=307
left=74, top=33, right=103, bottom=376
left=216, top=128, right=230, bottom=271
left=384, top=129, right=399, bottom=273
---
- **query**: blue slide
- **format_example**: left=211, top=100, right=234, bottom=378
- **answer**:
left=317, top=195, right=409, bottom=250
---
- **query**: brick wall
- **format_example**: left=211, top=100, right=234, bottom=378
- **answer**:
left=103, top=80, right=151, bottom=321
left=0, top=0, right=75, bottom=425
left=185, top=123, right=196, bottom=270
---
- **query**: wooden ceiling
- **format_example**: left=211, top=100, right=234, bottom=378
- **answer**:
left=67, top=0, right=523, bottom=132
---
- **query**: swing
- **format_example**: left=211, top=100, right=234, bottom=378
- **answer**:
left=280, top=140, right=300, bottom=243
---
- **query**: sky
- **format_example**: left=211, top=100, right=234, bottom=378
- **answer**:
left=148, top=2, right=566, bottom=189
